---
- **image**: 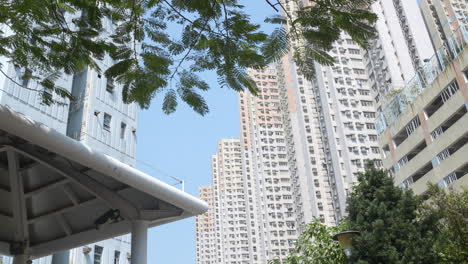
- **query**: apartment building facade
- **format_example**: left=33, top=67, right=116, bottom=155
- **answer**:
left=279, top=0, right=383, bottom=227
left=420, top=0, right=467, bottom=51
left=0, top=21, right=136, bottom=264
left=195, top=186, right=216, bottom=264
left=376, top=1, right=468, bottom=193
left=197, top=2, right=388, bottom=262
left=198, top=55, right=384, bottom=263
left=212, top=139, right=254, bottom=264
left=240, top=67, right=299, bottom=263
left=364, top=0, right=435, bottom=115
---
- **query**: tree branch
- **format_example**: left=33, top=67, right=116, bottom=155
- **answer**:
left=0, top=68, right=69, bottom=105
left=222, top=1, right=230, bottom=38
left=275, top=1, right=298, bottom=36
left=162, top=0, right=227, bottom=38
left=167, top=0, right=220, bottom=81
left=163, top=0, right=195, bottom=24
left=131, top=0, right=142, bottom=69
left=0, top=68, right=43, bottom=92
left=265, top=0, right=279, bottom=12
left=264, top=0, right=299, bottom=39
left=168, top=17, right=211, bottom=81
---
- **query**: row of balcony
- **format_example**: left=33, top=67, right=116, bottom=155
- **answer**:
left=376, top=24, right=468, bottom=134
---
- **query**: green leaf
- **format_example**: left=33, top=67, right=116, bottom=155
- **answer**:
left=264, top=15, right=287, bottom=25
left=162, top=89, right=178, bottom=114
left=177, top=82, right=209, bottom=115
left=262, top=27, right=290, bottom=63
left=105, top=59, right=135, bottom=79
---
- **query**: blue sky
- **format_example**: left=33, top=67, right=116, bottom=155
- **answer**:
left=136, top=2, right=275, bottom=263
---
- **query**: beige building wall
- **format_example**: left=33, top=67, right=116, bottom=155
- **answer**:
left=195, top=186, right=216, bottom=264
left=240, top=66, right=298, bottom=263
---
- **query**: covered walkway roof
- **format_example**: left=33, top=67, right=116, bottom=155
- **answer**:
left=0, top=105, right=207, bottom=259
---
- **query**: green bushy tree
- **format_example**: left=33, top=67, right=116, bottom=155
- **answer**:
left=420, top=185, right=468, bottom=263
left=347, top=166, right=440, bottom=264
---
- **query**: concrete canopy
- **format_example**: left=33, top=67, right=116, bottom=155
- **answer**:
left=0, top=105, right=207, bottom=259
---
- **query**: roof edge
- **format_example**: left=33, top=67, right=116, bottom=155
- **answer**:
left=0, top=105, right=208, bottom=216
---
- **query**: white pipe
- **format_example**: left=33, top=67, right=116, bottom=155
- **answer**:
left=131, top=220, right=148, bottom=264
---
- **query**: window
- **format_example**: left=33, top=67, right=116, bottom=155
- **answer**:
left=120, top=122, right=126, bottom=139
left=363, top=111, right=376, bottom=118
left=106, top=78, right=115, bottom=93
left=114, top=251, right=120, bottom=264
left=359, top=89, right=370, bottom=96
left=94, top=246, right=103, bottom=264
left=103, top=113, right=112, bottom=131
left=353, top=68, right=365, bottom=75
left=366, top=123, right=375, bottom=129
left=15, top=67, right=32, bottom=87
left=348, top=48, right=360, bottom=55
left=405, top=116, right=421, bottom=137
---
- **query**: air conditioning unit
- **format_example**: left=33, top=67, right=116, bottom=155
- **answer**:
left=83, top=246, right=91, bottom=254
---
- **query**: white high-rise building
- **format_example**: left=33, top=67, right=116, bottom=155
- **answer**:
left=366, top=0, right=434, bottom=107
left=420, top=0, right=467, bottom=50
left=212, top=139, right=252, bottom=264
left=61, top=54, right=137, bottom=264
left=363, top=0, right=435, bottom=133
left=279, top=0, right=383, bottom=227
left=198, top=56, right=384, bottom=263
left=196, top=141, right=255, bottom=264
left=0, top=22, right=137, bottom=264
left=66, top=61, right=138, bottom=166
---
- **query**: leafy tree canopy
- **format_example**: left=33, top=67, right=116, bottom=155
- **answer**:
left=271, top=218, right=348, bottom=264
left=347, top=166, right=440, bottom=264
left=420, top=185, right=468, bottom=263
left=0, top=0, right=376, bottom=114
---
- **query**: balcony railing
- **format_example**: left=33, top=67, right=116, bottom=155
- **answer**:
left=375, top=24, right=468, bottom=135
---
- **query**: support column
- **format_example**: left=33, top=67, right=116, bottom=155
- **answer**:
left=12, top=254, right=28, bottom=264
left=51, top=250, right=70, bottom=264
left=131, top=220, right=148, bottom=264
left=8, top=150, right=29, bottom=264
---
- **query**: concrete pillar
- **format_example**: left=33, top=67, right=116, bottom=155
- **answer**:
left=131, top=220, right=148, bottom=264
left=12, top=254, right=28, bottom=264
left=51, top=250, right=70, bottom=264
